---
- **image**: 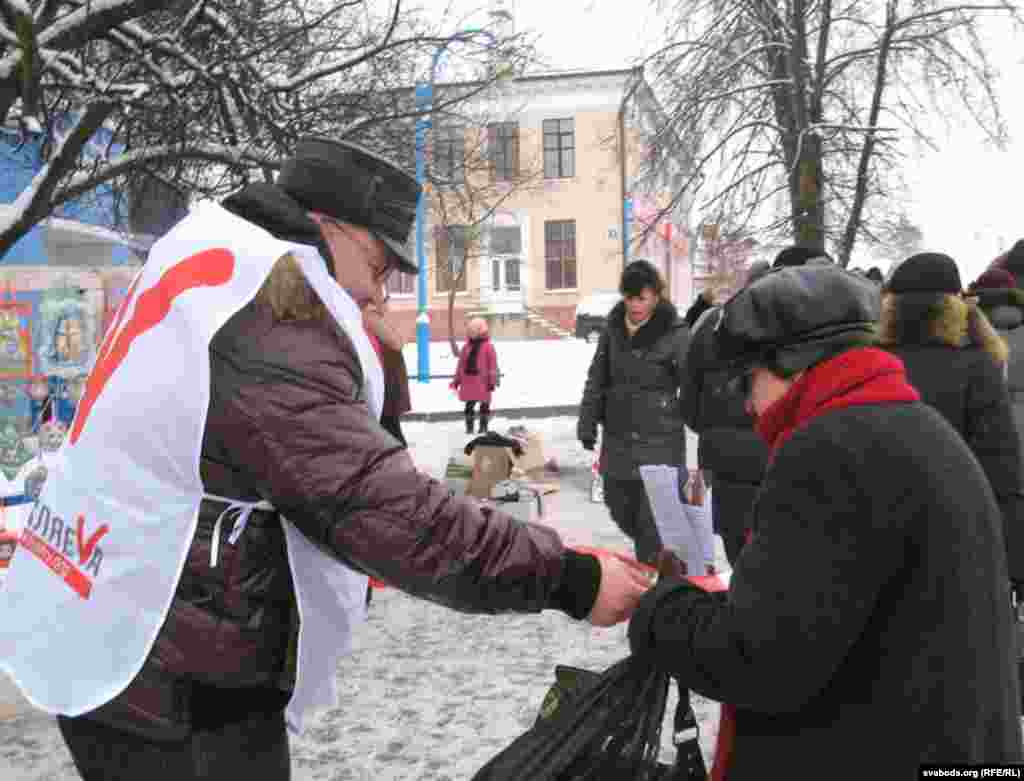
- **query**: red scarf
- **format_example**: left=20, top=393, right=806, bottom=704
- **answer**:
left=756, top=347, right=920, bottom=456
left=711, top=348, right=918, bottom=781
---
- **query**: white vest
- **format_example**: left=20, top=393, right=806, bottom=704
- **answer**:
left=0, top=201, right=379, bottom=734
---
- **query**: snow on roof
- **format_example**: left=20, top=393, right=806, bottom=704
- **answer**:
left=0, top=205, right=152, bottom=252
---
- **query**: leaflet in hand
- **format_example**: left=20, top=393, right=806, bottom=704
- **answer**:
left=638, top=464, right=715, bottom=575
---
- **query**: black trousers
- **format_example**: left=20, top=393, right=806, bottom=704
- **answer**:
left=464, top=401, right=491, bottom=417
left=57, top=693, right=290, bottom=780
left=603, top=477, right=662, bottom=565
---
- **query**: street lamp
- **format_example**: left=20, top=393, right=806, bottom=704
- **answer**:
left=415, top=29, right=500, bottom=383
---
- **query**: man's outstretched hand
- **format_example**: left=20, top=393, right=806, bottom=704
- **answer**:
left=587, top=554, right=654, bottom=627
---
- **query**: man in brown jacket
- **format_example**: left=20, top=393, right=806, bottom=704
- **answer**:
left=54, top=138, right=650, bottom=780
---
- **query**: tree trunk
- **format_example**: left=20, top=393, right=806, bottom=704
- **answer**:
left=786, top=0, right=826, bottom=255
left=836, top=0, right=897, bottom=267
left=792, top=135, right=825, bottom=254
left=447, top=286, right=459, bottom=359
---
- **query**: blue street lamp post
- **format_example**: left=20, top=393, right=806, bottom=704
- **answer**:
left=415, top=30, right=498, bottom=383
left=415, top=82, right=432, bottom=383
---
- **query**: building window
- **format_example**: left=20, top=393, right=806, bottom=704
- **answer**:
left=487, top=122, right=519, bottom=181
left=433, top=125, right=464, bottom=185
left=545, top=220, right=577, bottom=290
left=504, top=258, right=521, bottom=291
left=387, top=272, right=415, bottom=296
left=436, top=225, right=468, bottom=293
left=543, top=119, right=575, bottom=179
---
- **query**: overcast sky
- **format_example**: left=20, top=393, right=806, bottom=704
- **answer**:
left=427, top=0, right=1024, bottom=282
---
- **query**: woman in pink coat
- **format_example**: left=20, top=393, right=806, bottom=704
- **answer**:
left=451, top=317, right=499, bottom=433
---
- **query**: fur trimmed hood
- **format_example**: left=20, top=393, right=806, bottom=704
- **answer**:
left=607, top=299, right=684, bottom=350
left=879, top=291, right=1008, bottom=365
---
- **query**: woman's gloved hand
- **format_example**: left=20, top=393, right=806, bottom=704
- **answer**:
left=656, top=548, right=688, bottom=581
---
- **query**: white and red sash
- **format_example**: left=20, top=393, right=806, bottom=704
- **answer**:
left=0, top=201, right=380, bottom=733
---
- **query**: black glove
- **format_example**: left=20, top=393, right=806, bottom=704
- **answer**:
left=580, top=439, right=595, bottom=451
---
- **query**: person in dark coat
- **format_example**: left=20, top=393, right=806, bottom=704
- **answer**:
left=630, top=264, right=1023, bottom=780
left=683, top=289, right=714, bottom=329
left=680, top=262, right=772, bottom=564
left=363, top=296, right=411, bottom=446
left=879, top=252, right=1024, bottom=588
left=51, top=138, right=650, bottom=780
left=971, top=267, right=1024, bottom=465
left=577, top=260, right=690, bottom=565
left=451, top=317, right=499, bottom=433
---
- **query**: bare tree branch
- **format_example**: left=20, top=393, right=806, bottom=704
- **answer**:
left=644, top=0, right=1021, bottom=264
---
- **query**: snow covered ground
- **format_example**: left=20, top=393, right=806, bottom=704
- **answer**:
left=0, top=416, right=717, bottom=780
left=402, top=339, right=599, bottom=415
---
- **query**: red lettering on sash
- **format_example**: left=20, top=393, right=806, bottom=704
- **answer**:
left=70, top=249, right=235, bottom=444
left=20, top=528, right=93, bottom=599
left=76, top=514, right=109, bottom=567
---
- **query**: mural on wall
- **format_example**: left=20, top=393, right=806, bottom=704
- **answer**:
left=0, top=273, right=104, bottom=487
left=0, top=283, right=34, bottom=380
left=35, top=278, right=95, bottom=377
left=0, top=423, right=33, bottom=481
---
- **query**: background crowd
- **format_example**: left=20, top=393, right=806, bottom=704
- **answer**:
left=577, top=245, right=1024, bottom=777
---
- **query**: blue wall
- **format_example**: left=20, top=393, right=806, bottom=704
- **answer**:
left=0, top=121, right=133, bottom=265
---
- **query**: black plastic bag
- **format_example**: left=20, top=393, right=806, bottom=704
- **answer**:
left=472, top=657, right=707, bottom=781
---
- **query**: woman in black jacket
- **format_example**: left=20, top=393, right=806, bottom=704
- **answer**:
left=879, top=252, right=1024, bottom=588
left=577, top=260, right=689, bottom=565
left=630, top=265, right=1022, bottom=779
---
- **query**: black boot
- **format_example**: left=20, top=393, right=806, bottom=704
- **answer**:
left=478, top=415, right=490, bottom=433
left=465, top=412, right=475, bottom=434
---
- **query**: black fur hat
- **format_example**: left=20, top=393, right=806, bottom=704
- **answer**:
left=277, top=138, right=421, bottom=274
left=884, top=252, right=961, bottom=295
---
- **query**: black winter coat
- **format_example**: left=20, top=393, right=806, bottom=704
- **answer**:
left=884, top=343, right=1024, bottom=581
left=577, top=301, right=689, bottom=480
left=978, top=287, right=1024, bottom=460
left=681, top=307, right=768, bottom=485
left=630, top=400, right=1022, bottom=779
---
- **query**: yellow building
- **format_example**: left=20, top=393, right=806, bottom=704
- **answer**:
left=384, top=66, right=693, bottom=341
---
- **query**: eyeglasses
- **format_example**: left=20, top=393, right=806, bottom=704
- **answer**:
left=321, top=217, right=395, bottom=283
